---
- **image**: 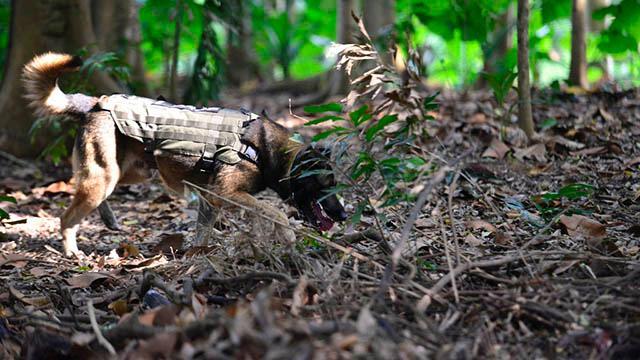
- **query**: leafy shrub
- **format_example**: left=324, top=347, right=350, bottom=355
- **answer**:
left=532, top=183, right=595, bottom=220
left=301, top=15, right=438, bottom=226
left=0, top=195, right=16, bottom=221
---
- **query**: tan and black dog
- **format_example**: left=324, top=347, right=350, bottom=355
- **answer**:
left=23, top=53, right=347, bottom=256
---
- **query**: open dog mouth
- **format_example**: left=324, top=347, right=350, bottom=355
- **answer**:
left=310, top=201, right=335, bottom=231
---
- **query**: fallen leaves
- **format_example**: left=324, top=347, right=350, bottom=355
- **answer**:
left=482, top=138, right=510, bottom=159
left=67, top=272, right=118, bottom=289
left=559, top=215, right=606, bottom=241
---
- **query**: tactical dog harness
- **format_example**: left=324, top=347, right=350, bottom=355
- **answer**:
left=97, top=94, right=259, bottom=170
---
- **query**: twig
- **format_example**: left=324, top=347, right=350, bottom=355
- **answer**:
left=196, top=271, right=296, bottom=287
left=435, top=204, right=459, bottom=304
left=0, top=149, right=40, bottom=171
left=88, top=300, right=116, bottom=356
left=447, top=170, right=462, bottom=265
left=185, top=180, right=386, bottom=270
left=427, top=254, right=531, bottom=299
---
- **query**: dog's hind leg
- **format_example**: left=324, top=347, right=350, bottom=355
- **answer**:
left=60, top=169, right=119, bottom=256
left=97, top=201, right=120, bottom=231
left=60, top=113, right=121, bottom=256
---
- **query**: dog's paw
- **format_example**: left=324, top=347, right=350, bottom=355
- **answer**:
left=64, top=247, right=86, bottom=258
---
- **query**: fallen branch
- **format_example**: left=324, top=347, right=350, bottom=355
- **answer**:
left=88, top=300, right=116, bottom=356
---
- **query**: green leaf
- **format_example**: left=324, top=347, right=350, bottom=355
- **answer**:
left=349, top=105, right=371, bottom=126
left=558, top=183, right=594, bottom=200
left=311, top=126, right=349, bottom=142
left=540, top=118, right=558, bottom=130
left=0, top=196, right=16, bottom=204
left=365, top=115, right=398, bottom=141
left=0, top=208, right=8, bottom=220
left=423, top=92, right=439, bottom=111
left=304, top=102, right=343, bottom=114
left=304, top=115, right=344, bottom=126
left=351, top=201, right=366, bottom=225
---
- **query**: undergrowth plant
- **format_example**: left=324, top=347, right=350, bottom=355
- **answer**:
left=0, top=195, right=16, bottom=221
left=29, top=51, right=130, bottom=164
left=300, top=14, right=439, bottom=229
left=532, top=183, right=595, bottom=220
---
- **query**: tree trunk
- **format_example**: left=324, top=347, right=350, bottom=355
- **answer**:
left=91, top=0, right=150, bottom=96
left=0, top=0, right=125, bottom=157
left=517, top=0, right=535, bottom=139
left=226, top=2, right=259, bottom=86
left=363, top=0, right=395, bottom=40
left=362, top=0, right=395, bottom=67
left=588, top=0, right=612, bottom=80
left=330, top=0, right=355, bottom=96
left=569, top=0, right=588, bottom=88
left=169, top=0, right=183, bottom=102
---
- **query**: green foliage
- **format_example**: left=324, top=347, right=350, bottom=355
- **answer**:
left=484, top=70, right=517, bottom=106
left=539, top=118, right=558, bottom=130
left=0, top=0, right=9, bottom=83
left=532, top=183, right=595, bottom=219
left=0, top=195, right=16, bottom=221
left=184, top=0, right=228, bottom=104
left=303, top=94, right=437, bottom=209
left=593, top=0, right=640, bottom=54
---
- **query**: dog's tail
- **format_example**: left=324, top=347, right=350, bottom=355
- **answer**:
left=22, top=52, right=98, bottom=117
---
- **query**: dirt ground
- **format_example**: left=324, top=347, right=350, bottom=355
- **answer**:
left=0, top=88, right=639, bottom=359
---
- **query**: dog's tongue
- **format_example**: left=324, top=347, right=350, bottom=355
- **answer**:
left=312, top=202, right=334, bottom=231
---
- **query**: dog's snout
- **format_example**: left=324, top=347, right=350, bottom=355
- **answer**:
left=336, top=209, right=348, bottom=221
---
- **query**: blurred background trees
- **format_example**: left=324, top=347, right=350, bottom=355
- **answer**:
left=0, top=0, right=638, bottom=156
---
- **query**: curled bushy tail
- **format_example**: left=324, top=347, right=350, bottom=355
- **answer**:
left=22, top=52, right=97, bottom=117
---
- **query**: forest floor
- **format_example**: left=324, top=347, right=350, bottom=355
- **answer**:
left=0, top=88, right=639, bottom=359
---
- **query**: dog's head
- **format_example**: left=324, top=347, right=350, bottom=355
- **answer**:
left=289, top=145, right=347, bottom=231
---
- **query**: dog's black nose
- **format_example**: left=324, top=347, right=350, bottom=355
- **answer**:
left=336, top=209, right=348, bottom=221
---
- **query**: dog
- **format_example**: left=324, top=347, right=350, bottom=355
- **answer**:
left=22, top=52, right=347, bottom=256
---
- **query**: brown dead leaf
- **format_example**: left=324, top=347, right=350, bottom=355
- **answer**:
left=495, top=231, right=513, bottom=245
left=138, top=304, right=178, bottom=327
left=469, top=113, right=487, bottom=124
left=482, top=138, right=510, bottom=159
left=559, top=215, right=606, bottom=241
left=514, top=143, right=547, bottom=163
left=0, top=254, right=30, bottom=268
left=124, top=332, right=177, bottom=359
left=291, top=276, right=308, bottom=316
left=623, top=156, right=640, bottom=169
left=191, top=293, right=207, bottom=320
left=464, top=234, right=483, bottom=247
left=108, top=299, right=130, bottom=317
left=466, top=219, right=496, bottom=233
left=569, top=146, right=606, bottom=157
left=119, top=242, right=140, bottom=257
left=67, top=272, right=114, bottom=289
left=29, top=266, right=62, bottom=277
left=152, top=233, right=185, bottom=254
left=9, top=286, right=50, bottom=307
left=32, top=181, right=74, bottom=197
left=122, top=254, right=168, bottom=270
